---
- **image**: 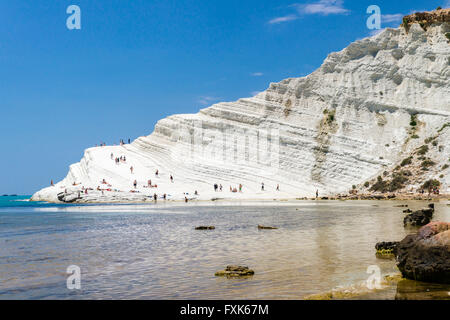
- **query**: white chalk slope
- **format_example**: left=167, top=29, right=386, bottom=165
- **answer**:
left=32, top=23, right=450, bottom=202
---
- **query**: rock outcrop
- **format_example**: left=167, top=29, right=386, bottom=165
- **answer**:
left=31, top=9, right=450, bottom=203
left=375, top=241, right=399, bottom=255
left=396, top=221, right=450, bottom=284
left=195, top=226, right=215, bottom=230
left=402, top=8, right=450, bottom=32
left=257, top=225, right=278, bottom=230
left=403, top=208, right=434, bottom=227
left=215, top=266, right=255, bottom=278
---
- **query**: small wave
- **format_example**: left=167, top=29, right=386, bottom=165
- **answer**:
left=304, top=273, right=402, bottom=300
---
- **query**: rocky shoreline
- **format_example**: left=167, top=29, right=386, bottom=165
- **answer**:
left=29, top=191, right=450, bottom=204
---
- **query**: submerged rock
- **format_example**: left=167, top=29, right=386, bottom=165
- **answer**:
left=403, top=208, right=434, bottom=227
left=375, top=241, right=399, bottom=255
left=396, top=222, right=450, bottom=284
left=215, top=265, right=254, bottom=277
left=195, top=226, right=215, bottom=230
left=257, top=225, right=278, bottom=230
left=403, top=209, right=413, bottom=213
left=395, top=279, right=450, bottom=300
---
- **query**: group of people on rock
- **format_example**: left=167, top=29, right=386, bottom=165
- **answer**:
left=112, top=154, right=127, bottom=165
left=419, top=188, right=440, bottom=195
left=212, top=182, right=281, bottom=193
left=129, top=169, right=175, bottom=189
left=119, top=139, right=131, bottom=145
left=96, top=139, right=132, bottom=148
left=214, top=183, right=243, bottom=193
left=261, top=182, right=280, bottom=191
left=152, top=193, right=167, bottom=201
left=145, top=180, right=158, bottom=188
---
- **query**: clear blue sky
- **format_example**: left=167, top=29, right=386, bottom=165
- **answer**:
left=0, top=0, right=446, bottom=195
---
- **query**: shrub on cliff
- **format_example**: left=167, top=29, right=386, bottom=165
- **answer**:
left=389, top=173, right=409, bottom=192
left=369, top=171, right=409, bottom=193
left=410, top=114, right=417, bottom=126
left=421, top=179, right=440, bottom=190
left=401, top=157, right=412, bottom=166
left=421, top=159, right=436, bottom=169
left=417, top=145, right=428, bottom=155
left=370, top=178, right=388, bottom=193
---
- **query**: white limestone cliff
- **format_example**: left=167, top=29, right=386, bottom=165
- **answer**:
left=32, top=13, right=450, bottom=203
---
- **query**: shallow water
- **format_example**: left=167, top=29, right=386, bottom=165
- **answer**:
left=0, top=196, right=449, bottom=299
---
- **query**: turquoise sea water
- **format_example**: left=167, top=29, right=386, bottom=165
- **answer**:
left=0, top=196, right=449, bottom=300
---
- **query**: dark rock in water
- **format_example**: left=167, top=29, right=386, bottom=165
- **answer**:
left=428, top=203, right=435, bottom=209
left=57, top=192, right=79, bottom=203
left=195, top=226, right=215, bottom=230
left=375, top=241, right=399, bottom=255
left=215, top=265, right=254, bottom=277
left=395, top=279, right=450, bottom=300
left=403, top=208, right=434, bottom=227
left=396, top=222, right=450, bottom=284
left=257, top=225, right=278, bottom=230
left=395, top=204, right=408, bottom=208
left=403, top=209, right=413, bottom=213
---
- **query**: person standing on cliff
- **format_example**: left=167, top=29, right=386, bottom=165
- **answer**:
left=261, top=182, right=264, bottom=191
left=316, top=189, right=319, bottom=199
left=50, top=180, right=54, bottom=186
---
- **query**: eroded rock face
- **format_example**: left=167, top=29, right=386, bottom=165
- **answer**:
left=402, top=9, right=450, bottom=32
left=31, top=15, right=450, bottom=203
left=396, top=222, right=450, bottom=284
